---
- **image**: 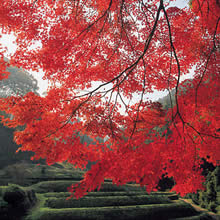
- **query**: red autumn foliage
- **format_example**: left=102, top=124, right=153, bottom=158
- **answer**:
left=0, top=0, right=219, bottom=198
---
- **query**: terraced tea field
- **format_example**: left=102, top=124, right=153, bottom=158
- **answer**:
left=0, top=163, right=217, bottom=219
left=23, top=180, right=214, bottom=220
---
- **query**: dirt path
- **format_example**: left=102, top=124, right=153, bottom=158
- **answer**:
left=180, top=199, right=220, bottom=220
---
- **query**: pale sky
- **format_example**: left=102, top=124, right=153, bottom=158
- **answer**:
left=0, top=34, right=48, bottom=96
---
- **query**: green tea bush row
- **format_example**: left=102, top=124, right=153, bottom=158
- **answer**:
left=32, top=180, right=145, bottom=193
left=97, top=182, right=145, bottom=192
left=31, top=181, right=79, bottom=193
left=28, top=201, right=198, bottom=220
left=42, top=191, right=176, bottom=198
left=45, top=195, right=171, bottom=209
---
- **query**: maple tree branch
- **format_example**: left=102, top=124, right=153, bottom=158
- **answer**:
left=107, top=0, right=163, bottom=93
left=160, top=2, right=217, bottom=145
left=140, top=0, right=168, bottom=50
left=160, top=4, right=212, bottom=146
left=195, top=17, right=220, bottom=106
left=74, top=0, right=113, bottom=40
left=44, top=93, right=93, bottom=139
left=103, top=30, right=123, bottom=68
left=195, top=0, right=204, bottom=16
left=117, top=92, right=134, bottom=121
left=161, top=3, right=182, bottom=125
left=167, top=50, right=174, bottom=120
left=110, top=84, right=120, bottom=117
left=140, top=0, right=156, bottom=21
left=54, top=1, right=114, bottom=73
left=161, top=7, right=219, bottom=145
left=56, top=0, right=164, bottom=142
left=185, top=123, right=205, bottom=143
left=186, top=122, right=220, bottom=140
left=130, top=59, right=146, bottom=138
left=123, top=4, right=141, bottom=38
left=52, top=0, right=114, bottom=67
left=63, top=1, right=163, bottom=104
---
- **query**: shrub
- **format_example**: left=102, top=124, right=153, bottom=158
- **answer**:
left=200, top=201, right=206, bottom=209
left=0, top=197, right=8, bottom=208
left=27, top=189, right=37, bottom=204
left=207, top=201, right=217, bottom=213
left=0, top=186, right=7, bottom=196
left=206, top=178, right=217, bottom=202
left=205, top=171, right=217, bottom=212
left=213, top=166, right=220, bottom=186
left=191, top=193, right=200, bottom=205
left=157, top=175, right=175, bottom=191
left=3, top=184, right=26, bottom=205
left=190, top=167, right=219, bottom=211
left=3, top=184, right=37, bottom=211
left=41, top=167, right=46, bottom=175
left=198, top=191, right=207, bottom=208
